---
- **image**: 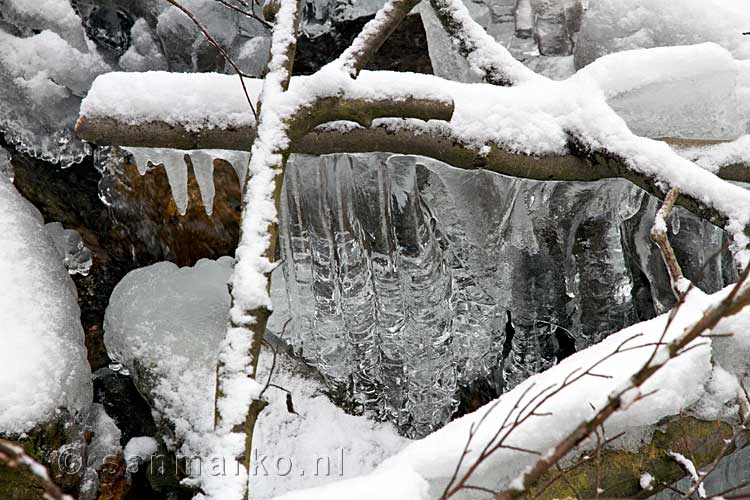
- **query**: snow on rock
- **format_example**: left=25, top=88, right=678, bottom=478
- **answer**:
left=0, top=0, right=88, bottom=51
left=104, top=257, right=235, bottom=438
left=0, top=174, right=92, bottom=435
left=269, top=285, right=750, bottom=499
left=575, top=0, right=750, bottom=69
left=574, top=43, right=744, bottom=140
left=103, top=256, right=405, bottom=499
left=119, top=19, right=169, bottom=73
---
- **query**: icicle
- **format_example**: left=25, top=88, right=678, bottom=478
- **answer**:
left=190, top=150, right=216, bottom=215
left=122, top=147, right=189, bottom=215
left=212, top=150, right=250, bottom=188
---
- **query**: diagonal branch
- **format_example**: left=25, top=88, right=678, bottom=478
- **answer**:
left=651, top=188, right=687, bottom=298
left=427, top=0, right=541, bottom=85
left=335, top=0, right=422, bottom=76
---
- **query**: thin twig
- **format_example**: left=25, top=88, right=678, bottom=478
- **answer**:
left=164, top=0, right=259, bottom=121
left=651, top=188, right=687, bottom=298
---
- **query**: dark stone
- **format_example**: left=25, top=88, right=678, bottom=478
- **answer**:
left=294, top=13, right=432, bottom=75
left=93, top=368, right=157, bottom=445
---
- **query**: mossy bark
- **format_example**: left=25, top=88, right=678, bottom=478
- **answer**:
left=529, top=416, right=738, bottom=499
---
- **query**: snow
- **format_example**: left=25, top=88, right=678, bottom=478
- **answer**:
left=268, top=284, right=750, bottom=499
left=124, top=436, right=159, bottom=463
left=575, top=43, right=743, bottom=140
left=1, top=0, right=88, bottom=52
left=0, top=29, right=108, bottom=97
left=0, top=174, right=92, bottom=435
left=640, top=472, right=654, bottom=491
left=669, top=451, right=706, bottom=498
left=672, top=136, right=750, bottom=174
left=119, top=19, right=169, bottom=73
left=80, top=72, right=260, bottom=132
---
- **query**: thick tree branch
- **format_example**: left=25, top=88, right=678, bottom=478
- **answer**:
left=76, top=112, right=750, bottom=241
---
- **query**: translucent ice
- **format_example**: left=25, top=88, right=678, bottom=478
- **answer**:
left=45, top=221, right=93, bottom=276
left=0, top=27, right=109, bottom=166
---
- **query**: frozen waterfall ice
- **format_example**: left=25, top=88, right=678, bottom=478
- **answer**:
left=276, top=152, right=737, bottom=437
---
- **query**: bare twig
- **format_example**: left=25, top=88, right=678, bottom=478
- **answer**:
left=651, top=188, right=687, bottom=298
left=164, top=0, right=259, bottom=121
left=213, top=0, right=273, bottom=28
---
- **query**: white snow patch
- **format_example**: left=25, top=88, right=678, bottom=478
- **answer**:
left=0, top=175, right=92, bottom=435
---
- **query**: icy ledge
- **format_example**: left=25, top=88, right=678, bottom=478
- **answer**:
left=271, top=285, right=750, bottom=500
left=0, top=175, right=92, bottom=435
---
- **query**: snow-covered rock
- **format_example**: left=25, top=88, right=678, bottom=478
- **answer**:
left=0, top=174, right=92, bottom=436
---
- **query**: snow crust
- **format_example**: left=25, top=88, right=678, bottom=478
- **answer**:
left=124, top=436, right=159, bottom=463
left=673, top=136, right=750, bottom=174
left=0, top=174, right=92, bottom=435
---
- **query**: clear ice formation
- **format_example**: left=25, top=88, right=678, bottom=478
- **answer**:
left=277, top=153, right=736, bottom=437
left=45, top=221, right=94, bottom=276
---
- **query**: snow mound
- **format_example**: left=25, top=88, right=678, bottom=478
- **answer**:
left=0, top=174, right=92, bottom=435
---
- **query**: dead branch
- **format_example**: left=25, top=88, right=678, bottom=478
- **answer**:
left=335, top=0, right=421, bottom=76
left=427, top=0, right=540, bottom=86
left=651, top=188, right=687, bottom=298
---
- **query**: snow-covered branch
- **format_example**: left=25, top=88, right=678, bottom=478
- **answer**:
left=207, top=1, right=302, bottom=500
left=426, top=0, right=541, bottom=86
left=335, top=0, right=421, bottom=76
left=494, top=269, right=750, bottom=500
left=0, top=439, right=68, bottom=500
